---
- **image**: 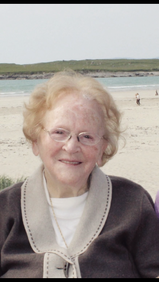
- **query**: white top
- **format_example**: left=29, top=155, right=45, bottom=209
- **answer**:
left=43, top=174, right=88, bottom=248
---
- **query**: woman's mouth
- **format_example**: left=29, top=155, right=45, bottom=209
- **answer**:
left=60, top=160, right=82, bottom=165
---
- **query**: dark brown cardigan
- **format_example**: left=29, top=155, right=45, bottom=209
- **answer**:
left=1, top=168, right=159, bottom=278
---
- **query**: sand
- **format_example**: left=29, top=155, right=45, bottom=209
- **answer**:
left=0, top=89, right=159, bottom=200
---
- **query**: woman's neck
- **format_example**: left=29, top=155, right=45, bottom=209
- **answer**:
left=44, top=170, right=89, bottom=198
left=48, top=183, right=88, bottom=198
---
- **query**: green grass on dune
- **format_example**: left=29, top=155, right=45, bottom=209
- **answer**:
left=0, top=175, right=26, bottom=191
left=0, top=59, right=159, bottom=75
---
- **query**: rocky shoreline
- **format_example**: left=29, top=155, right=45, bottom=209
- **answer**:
left=0, top=71, right=159, bottom=80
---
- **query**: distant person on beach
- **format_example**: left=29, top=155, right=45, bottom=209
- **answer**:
left=155, top=90, right=158, bottom=96
left=135, top=93, right=140, bottom=105
left=1, top=71, right=159, bottom=278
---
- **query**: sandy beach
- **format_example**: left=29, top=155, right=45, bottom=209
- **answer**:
left=0, top=89, right=159, bottom=200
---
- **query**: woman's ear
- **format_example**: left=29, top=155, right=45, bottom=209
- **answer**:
left=96, top=155, right=104, bottom=167
left=96, top=141, right=108, bottom=167
left=32, top=141, right=39, bottom=156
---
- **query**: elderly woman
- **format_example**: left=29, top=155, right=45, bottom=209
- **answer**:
left=1, top=71, right=159, bottom=278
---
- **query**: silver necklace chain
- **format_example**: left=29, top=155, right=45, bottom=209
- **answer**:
left=48, top=176, right=90, bottom=250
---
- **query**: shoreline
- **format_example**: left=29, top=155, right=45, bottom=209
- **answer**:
left=0, top=71, right=159, bottom=80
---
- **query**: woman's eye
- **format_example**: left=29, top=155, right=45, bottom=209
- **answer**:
left=51, top=129, right=65, bottom=135
left=84, top=134, right=93, bottom=140
left=50, top=129, right=69, bottom=139
left=55, top=130, right=64, bottom=135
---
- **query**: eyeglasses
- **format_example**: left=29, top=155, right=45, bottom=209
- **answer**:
left=43, top=127, right=104, bottom=146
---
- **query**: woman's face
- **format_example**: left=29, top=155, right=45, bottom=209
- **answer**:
left=32, top=92, right=107, bottom=195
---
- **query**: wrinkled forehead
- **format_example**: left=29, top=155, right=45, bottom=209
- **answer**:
left=52, top=94, right=104, bottom=122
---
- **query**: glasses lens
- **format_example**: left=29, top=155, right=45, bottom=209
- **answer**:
left=49, top=128, right=69, bottom=141
left=47, top=128, right=101, bottom=145
left=79, top=133, right=100, bottom=145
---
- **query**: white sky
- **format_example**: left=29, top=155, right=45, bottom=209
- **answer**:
left=0, top=4, right=159, bottom=64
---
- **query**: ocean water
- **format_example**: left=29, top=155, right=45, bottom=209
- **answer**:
left=0, top=79, right=47, bottom=97
left=97, top=76, right=159, bottom=92
left=0, top=76, right=159, bottom=97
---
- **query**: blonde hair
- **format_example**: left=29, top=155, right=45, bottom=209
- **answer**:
left=23, top=70, right=123, bottom=166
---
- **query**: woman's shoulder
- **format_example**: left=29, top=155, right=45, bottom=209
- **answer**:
left=109, top=175, right=145, bottom=191
left=0, top=183, right=24, bottom=236
left=108, top=175, right=153, bottom=204
left=107, top=175, right=156, bottom=230
left=0, top=182, right=23, bottom=206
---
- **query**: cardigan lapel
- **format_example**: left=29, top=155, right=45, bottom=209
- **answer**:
left=21, top=164, right=112, bottom=277
left=68, top=165, right=112, bottom=256
left=21, top=165, right=68, bottom=255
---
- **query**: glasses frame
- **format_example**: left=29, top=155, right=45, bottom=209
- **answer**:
left=43, top=127, right=104, bottom=146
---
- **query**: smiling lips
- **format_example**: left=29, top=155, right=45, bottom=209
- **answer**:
left=60, top=160, right=82, bottom=165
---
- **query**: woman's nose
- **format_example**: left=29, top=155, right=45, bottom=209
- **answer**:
left=62, top=135, right=80, bottom=153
